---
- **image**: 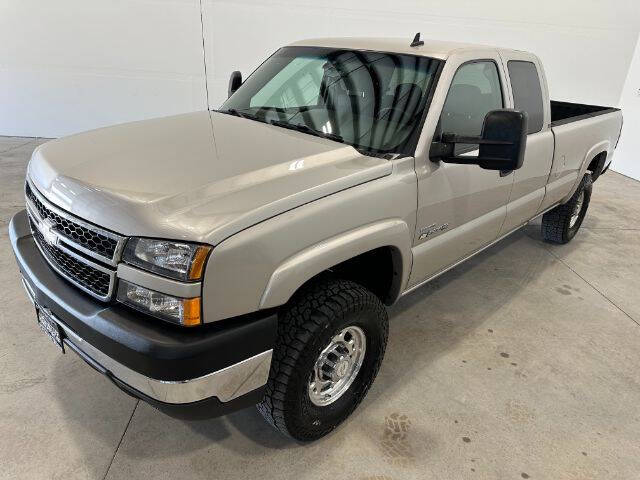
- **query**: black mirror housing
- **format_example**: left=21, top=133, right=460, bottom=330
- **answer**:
left=477, top=109, right=527, bottom=170
left=430, top=109, right=528, bottom=171
left=228, top=71, right=242, bottom=98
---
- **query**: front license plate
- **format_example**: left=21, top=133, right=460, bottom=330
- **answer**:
left=36, top=307, right=65, bottom=353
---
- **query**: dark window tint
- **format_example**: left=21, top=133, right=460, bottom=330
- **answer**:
left=439, top=61, right=503, bottom=154
left=507, top=61, right=544, bottom=133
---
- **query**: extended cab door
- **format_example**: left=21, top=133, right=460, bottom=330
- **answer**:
left=408, top=50, right=514, bottom=288
left=497, top=52, right=554, bottom=234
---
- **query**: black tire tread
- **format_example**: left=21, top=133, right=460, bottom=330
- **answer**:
left=257, top=277, right=388, bottom=440
left=542, top=174, right=592, bottom=244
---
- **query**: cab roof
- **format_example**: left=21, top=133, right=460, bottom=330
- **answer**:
left=288, top=37, right=514, bottom=60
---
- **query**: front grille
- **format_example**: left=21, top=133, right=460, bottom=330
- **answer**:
left=25, top=179, right=124, bottom=301
left=25, top=182, right=119, bottom=260
left=31, top=220, right=112, bottom=298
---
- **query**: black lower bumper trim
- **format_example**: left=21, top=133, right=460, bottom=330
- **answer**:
left=65, top=330, right=264, bottom=419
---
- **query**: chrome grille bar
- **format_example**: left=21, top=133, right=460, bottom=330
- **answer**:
left=25, top=179, right=124, bottom=301
left=25, top=178, right=125, bottom=266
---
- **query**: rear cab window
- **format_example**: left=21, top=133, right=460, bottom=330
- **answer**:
left=507, top=61, right=544, bottom=133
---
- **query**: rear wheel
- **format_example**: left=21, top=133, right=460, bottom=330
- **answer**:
left=542, top=173, right=592, bottom=244
left=257, top=277, right=388, bottom=441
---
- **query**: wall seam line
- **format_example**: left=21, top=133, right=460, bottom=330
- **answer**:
left=198, top=0, right=211, bottom=109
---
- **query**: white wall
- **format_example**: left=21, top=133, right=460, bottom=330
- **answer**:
left=0, top=0, right=208, bottom=137
left=202, top=1, right=640, bottom=110
left=2, top=0, right=639, bottom=138
left=612, top=35, right=640, bottom=180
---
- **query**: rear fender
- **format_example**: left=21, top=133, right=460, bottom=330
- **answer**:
left=561, top=140, right=609, bottom=203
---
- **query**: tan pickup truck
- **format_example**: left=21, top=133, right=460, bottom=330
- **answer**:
left=10, top=35, right=623, bottom=441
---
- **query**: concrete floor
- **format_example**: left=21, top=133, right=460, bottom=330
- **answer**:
left=1, top=135, right=640, bottom=480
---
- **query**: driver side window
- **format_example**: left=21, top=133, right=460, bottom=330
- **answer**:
left=439, top=61, right=503, bottom=154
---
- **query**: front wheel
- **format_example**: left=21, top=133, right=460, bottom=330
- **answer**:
left=257, top=277, right=388, bottom=441
left=542, top=173, right=592, bottom=244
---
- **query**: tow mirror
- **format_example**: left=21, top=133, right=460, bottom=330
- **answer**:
left=228, top=71, right=242, bottom=98
left=430, top=109, right=528, bottom=171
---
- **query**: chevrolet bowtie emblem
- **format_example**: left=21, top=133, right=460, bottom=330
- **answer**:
left=38, top=218, right=58, bottom=246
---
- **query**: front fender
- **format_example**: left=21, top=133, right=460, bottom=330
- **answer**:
left=201, top=157, right=418, bottom=323
left=259, top=219, right=412, bottom=309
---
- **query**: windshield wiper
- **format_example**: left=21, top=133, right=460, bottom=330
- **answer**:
left=220, top=110, right=345, bottom=145
left=269, top=119, right=345, bottom=144
left=219, top=108, right=262, bottom=122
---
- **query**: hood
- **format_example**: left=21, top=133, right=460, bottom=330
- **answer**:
left=27, top=111, right=392, bottom=244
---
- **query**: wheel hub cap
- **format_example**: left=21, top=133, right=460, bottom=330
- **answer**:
left=308, top=326, right=366, bottom=406
left=335, top=359, right=350, bottom=378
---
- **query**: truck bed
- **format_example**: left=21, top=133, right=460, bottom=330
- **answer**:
left=539, top=101, right=623, bottom=212
left=551, top=100, right=620, bottom=127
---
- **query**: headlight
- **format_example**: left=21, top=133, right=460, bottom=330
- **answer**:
left=117, top=280, right=201, bottom=326
left=123, top=238, right=212, bottom=281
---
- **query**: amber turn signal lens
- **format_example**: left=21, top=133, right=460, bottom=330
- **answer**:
left=117, top=280, right=202, bottom=327
left=188, top=246, right=212, bottom=280
left=182, top=297, right=202, bottom=326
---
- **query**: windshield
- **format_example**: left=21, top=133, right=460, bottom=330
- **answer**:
left=221, top=46, right=442, bottom=155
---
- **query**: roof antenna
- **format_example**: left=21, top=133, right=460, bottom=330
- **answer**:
left=410, top=32, right=424, bottom=47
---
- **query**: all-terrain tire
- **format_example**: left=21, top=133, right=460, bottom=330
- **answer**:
left=542, top=173, right=592, bottom=244
left=257, top=277, right=388, bottom=441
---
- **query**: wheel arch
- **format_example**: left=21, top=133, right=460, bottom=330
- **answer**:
left=562, top=140, right=609, bottom=203
left=259, top=220, right=412, bottom=309
left=587, top=151, right=608, bottom=182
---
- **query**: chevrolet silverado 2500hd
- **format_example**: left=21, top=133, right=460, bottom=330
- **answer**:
left=10, top=36, right=623, bottom=441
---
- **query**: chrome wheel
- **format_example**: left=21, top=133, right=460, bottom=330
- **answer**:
left=308, top=326, right=366, bottom=406
left=570, top=190, right=585, bottom=228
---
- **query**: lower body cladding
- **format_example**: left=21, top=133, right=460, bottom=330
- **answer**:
left=9, top=210, right=277, bottom=420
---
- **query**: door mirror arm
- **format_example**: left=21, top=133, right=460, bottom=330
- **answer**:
left=440, top=134, right=515, bottom=146
left=429, top=141, right=454, bottom=159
